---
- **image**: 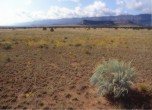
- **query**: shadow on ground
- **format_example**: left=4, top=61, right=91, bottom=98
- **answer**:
left=106, top=89, right=152, bottom=109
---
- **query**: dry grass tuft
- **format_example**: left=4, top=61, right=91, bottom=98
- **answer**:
left=0, top=53, right=11, bottom=67
left=27, top=39, right=49, bottom=48
left=0, top=41, right=12, bottom=50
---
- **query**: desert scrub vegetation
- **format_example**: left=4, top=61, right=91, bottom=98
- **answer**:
left=138, top=83, right=152, bottom=94
left=43, top=27, right=47, bottom=30
left=37, top=39, right=49, bottom=49
left=50, top=28, right=54, bottom=32
left=75, top=43, right=82, bottom=47
left=38, top=43, right=49, bottom=49
left=27, top=39, right=49, bottom=48
left=90, top=59, right=135, bottom=98
left=0, top=41, right=12, bottom=50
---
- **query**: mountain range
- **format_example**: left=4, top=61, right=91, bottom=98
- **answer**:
left=17, top=14, right=152, bottom=27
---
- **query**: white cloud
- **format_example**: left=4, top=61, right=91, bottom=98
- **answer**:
left=0, top=10, right=31, bottom=25
left=21, top=0, right=151, bottom=22
left=116, top=0, right=126, bottom=7
left=126, top=0, right=145, bottom=12
left=129, top=0, right=151, bottom=13
left=0, top=0, right=151, bottom=25
left=116, top=0, right=152, bottom=14
left=7, top=0, right=118, bottom=24
left=28, top=1, right=119, bottom=20
left=26, top=0, right=32, bottom=5
left=4, top=1, right=125, bottom=25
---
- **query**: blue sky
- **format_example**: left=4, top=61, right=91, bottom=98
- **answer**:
left=0, top=0, right=151, bottom=25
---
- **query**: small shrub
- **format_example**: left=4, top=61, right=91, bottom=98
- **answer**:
left=115, top=27, right=118, bottom=30
left=138, top=83, right=152, bottom=93
left=43, top=27, right=47, bottom=30
left=12, top=38, right=19, bottom=44
left=50, top=28, right=54, bottom=32
left=139, top=84, right=148, bottom=92
left=85, top=50, right=91, bottom=55
left=2, top=42, right=12, bottom=50
left=75, top=43, right=82, bottom=47
left=86, top=45, right=93, bottom=49
left=87, top=27, right=90, bottom=30
left=93, top=27, right=97, bottom=29
left=64, top=37, right=68, bottom=40
left=39, top=44, right=49, bottom=49
left=90, top=59, right=135, bottom=98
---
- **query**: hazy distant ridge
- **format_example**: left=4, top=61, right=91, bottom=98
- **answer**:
left=17, top=14, right=152, bottom=27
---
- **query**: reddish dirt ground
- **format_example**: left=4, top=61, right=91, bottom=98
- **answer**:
left=0, top=28, right=152, bottom=109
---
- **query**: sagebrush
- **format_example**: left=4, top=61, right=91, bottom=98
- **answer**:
left=90, top=59, right=135, bottom=98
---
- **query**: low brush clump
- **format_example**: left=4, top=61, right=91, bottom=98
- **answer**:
left=50, top=28, right=54, bottom=32
left=75, top=43, right=82, bottom=47
left=37, top=40, right=49, bottom=49
left=27, top=39, right=49, bottom=49
left=85, top=50, right=91, bottom=55
left=39, top=43, right=49, bottom=49
left=138, top=83, right=152, bottom=94
left=43, top=27, right=47, bottom=31
left=90, top=59, right=135, bottom=98
left=1, top=42, right=12, bottom=50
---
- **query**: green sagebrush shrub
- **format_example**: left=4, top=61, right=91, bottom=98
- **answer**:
left=90, top=59, right=135, bottom=98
